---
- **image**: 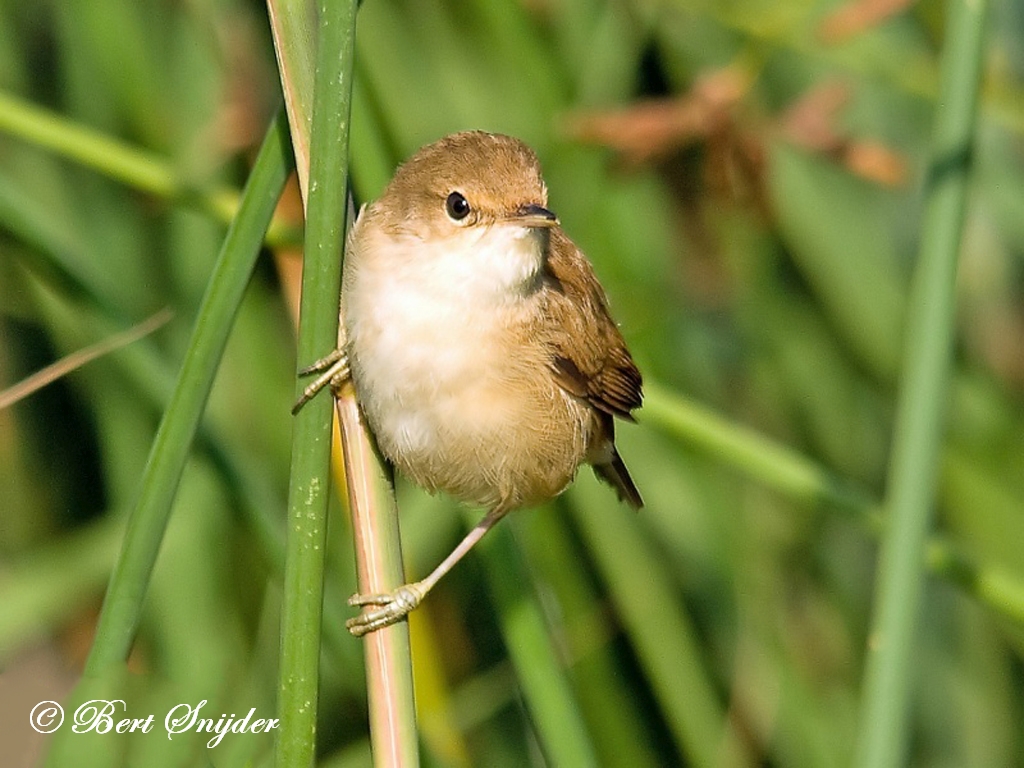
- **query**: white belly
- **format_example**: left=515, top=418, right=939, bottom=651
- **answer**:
left=341, top=218, right=593, bottom=509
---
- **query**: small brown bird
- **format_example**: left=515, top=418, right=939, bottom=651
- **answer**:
left=300, top=131, right=642, bottom=635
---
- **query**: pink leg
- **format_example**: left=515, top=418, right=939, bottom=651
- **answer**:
left=347, top=506, right=508, bottom=636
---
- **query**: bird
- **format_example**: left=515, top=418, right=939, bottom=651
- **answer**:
left=296, top=131, right=642, bottom=635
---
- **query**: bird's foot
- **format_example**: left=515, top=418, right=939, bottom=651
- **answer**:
left=346, top=582, right=427, bottom=637
left=292, top=348, right=349, bottom=413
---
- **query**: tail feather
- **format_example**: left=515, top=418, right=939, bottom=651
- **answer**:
left=593, top=449, right=643, bottom=510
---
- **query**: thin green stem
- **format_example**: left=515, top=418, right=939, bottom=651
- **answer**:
left=569, top=480, right=751, bottom=767
left=0, top=89, right=300, bottom=247
left=644, top=380, right=874, bottom=516
left=268, top=0, right=418, bottom=762
left=274, top=1, right=361, bottom=766
left=82, top=109, right=293, bottom=674
left=478, top=517, right=599, bottom=766
left=266, top=0, right=317, bottom=198
left=854, top=1, right=989, bottom=766
left=0, top=89, right=178, bottom=197
left=643, top=382, right=1024, bottom=625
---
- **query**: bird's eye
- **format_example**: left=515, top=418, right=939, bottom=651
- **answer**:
left=445, top=191, right=471, bottom=221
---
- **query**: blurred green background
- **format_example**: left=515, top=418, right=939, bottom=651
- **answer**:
left=2, top=0, right=1023, bottom=766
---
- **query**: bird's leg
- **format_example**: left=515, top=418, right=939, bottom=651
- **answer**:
left=292, top=348, right=350, bottom=414
left=346, top=506, right=509, bottom=636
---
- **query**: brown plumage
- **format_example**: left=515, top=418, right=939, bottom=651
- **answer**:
left=332, top=131, right=643, bottom=634
left=543, top=228, right=643, bottom=506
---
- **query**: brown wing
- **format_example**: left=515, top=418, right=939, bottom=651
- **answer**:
left=543, top=229, right=642, bottom=421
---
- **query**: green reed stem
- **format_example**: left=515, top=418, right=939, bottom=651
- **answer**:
left=83, top=109, right=293, bottom=674
left=854, top=0, right=989, bottom=765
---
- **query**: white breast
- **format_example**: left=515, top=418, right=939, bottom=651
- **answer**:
left=341, top=212, right=596, bottom=509
left=342, top=216, right=572, bottom=499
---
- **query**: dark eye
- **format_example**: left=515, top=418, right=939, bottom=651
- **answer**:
left=445, top=191, right=471, bottom=221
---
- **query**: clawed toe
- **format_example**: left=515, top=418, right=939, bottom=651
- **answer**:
left=345, top=584, right=426, bottom=636
left=348, top=592, right=393, bottom=607
left=292, top=349, right=350, bottom=413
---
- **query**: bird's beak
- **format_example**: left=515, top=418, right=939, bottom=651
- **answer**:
left=512, top=203, right=559, bottom=229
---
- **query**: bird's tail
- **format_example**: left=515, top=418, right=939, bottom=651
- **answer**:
left=593, top=449, right=643, bottom=510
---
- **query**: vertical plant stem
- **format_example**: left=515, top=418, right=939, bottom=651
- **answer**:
left=570, top=481, right=749, bottom=768
left=268, top=0, right=418, bottom=763
left=478, top=519, right=599, bottom=766
left=274, top=1, right=360, bottom=766
left=265, top=0, right=316, bottom=199
left=854, top=1, right=989, bottom=766
left=81, top=110, right=292, bottom=675
left=337, top=392, right=419, bottom=765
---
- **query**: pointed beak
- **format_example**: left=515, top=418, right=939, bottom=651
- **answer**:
left=512, top=203, right=559, bottom=229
